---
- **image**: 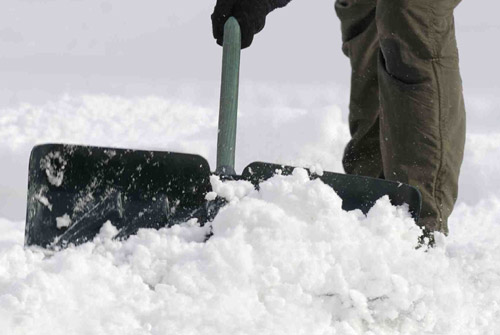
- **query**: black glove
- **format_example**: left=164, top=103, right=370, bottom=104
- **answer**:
left=211, top=0, right=291, bottom=49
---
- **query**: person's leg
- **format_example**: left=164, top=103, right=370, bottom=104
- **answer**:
left=335, top=0, right=382, bottom=178
left=376, top=0, right=466, bottom=234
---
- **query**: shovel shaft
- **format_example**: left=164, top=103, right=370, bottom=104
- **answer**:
left=216, top=17, right=241, bottom=175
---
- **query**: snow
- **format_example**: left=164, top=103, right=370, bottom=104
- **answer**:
left=0, top=171, right=499, bottom=334
left=40, top=151, right=66, bottom=187
left=34, top=193, right=52, bottom=211
left=0, top=0, right=499, bottom=333
left=0, top=91, right=499, bottom=334
left=208, top=175, right=255, bottom=203
left=55, top=214, right=72, bottom=229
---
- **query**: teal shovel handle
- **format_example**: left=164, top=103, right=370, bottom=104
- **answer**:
left=216, top=17, right=241, bottom=175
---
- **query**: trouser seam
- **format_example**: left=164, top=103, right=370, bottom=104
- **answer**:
left=431, top=59, right=445, bottom=230
left=429, top=0, right=445, bottom=231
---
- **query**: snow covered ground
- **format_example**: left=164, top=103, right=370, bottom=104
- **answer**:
left=1, top=0, right=500, bottom=334
left=0, top=90, right=499, bottom=335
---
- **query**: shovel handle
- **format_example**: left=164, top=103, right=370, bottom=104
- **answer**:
left=216, top=17, right=241, bottom=175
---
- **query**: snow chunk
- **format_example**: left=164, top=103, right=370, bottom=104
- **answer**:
left=208, top=175, right=255, bottom=202
left=98, top=220, right=119, bottom=239
left=40, top=151, right=67, bottom=187
left=205, top=191, right=217, bottom=201
left=307, top=163, right=324, bottom=176
left=56, top=214, right=72, bottom=229
left=35, top=193, right=52, bottom=211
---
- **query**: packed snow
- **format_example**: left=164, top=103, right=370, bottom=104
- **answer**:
left=0, top=167, right=499, bottom=334
left=0, top=91, right=499, bottom=334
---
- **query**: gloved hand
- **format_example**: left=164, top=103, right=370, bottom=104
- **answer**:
left=211, top=0, right=291, bottom=49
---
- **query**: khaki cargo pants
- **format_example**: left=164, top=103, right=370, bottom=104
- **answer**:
left=335, top=0, right=466, bottom=234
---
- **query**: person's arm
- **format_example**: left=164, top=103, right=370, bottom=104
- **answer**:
left=211, top=0, right=292, bottom=49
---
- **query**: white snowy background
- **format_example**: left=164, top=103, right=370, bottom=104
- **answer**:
left=0, top=1, right=499, bottom=334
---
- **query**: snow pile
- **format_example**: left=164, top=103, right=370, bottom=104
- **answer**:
left=1, top=170, right=499, bottom=335
left=0, top=89, right=499, bottom=334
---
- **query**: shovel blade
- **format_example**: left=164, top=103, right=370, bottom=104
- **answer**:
left=25, top=144, right=214, bottom=248
left=241, top=162, right=422, bottom=220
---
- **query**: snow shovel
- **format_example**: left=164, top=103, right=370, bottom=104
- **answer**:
left=25, top=17, right=421, bottom=249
